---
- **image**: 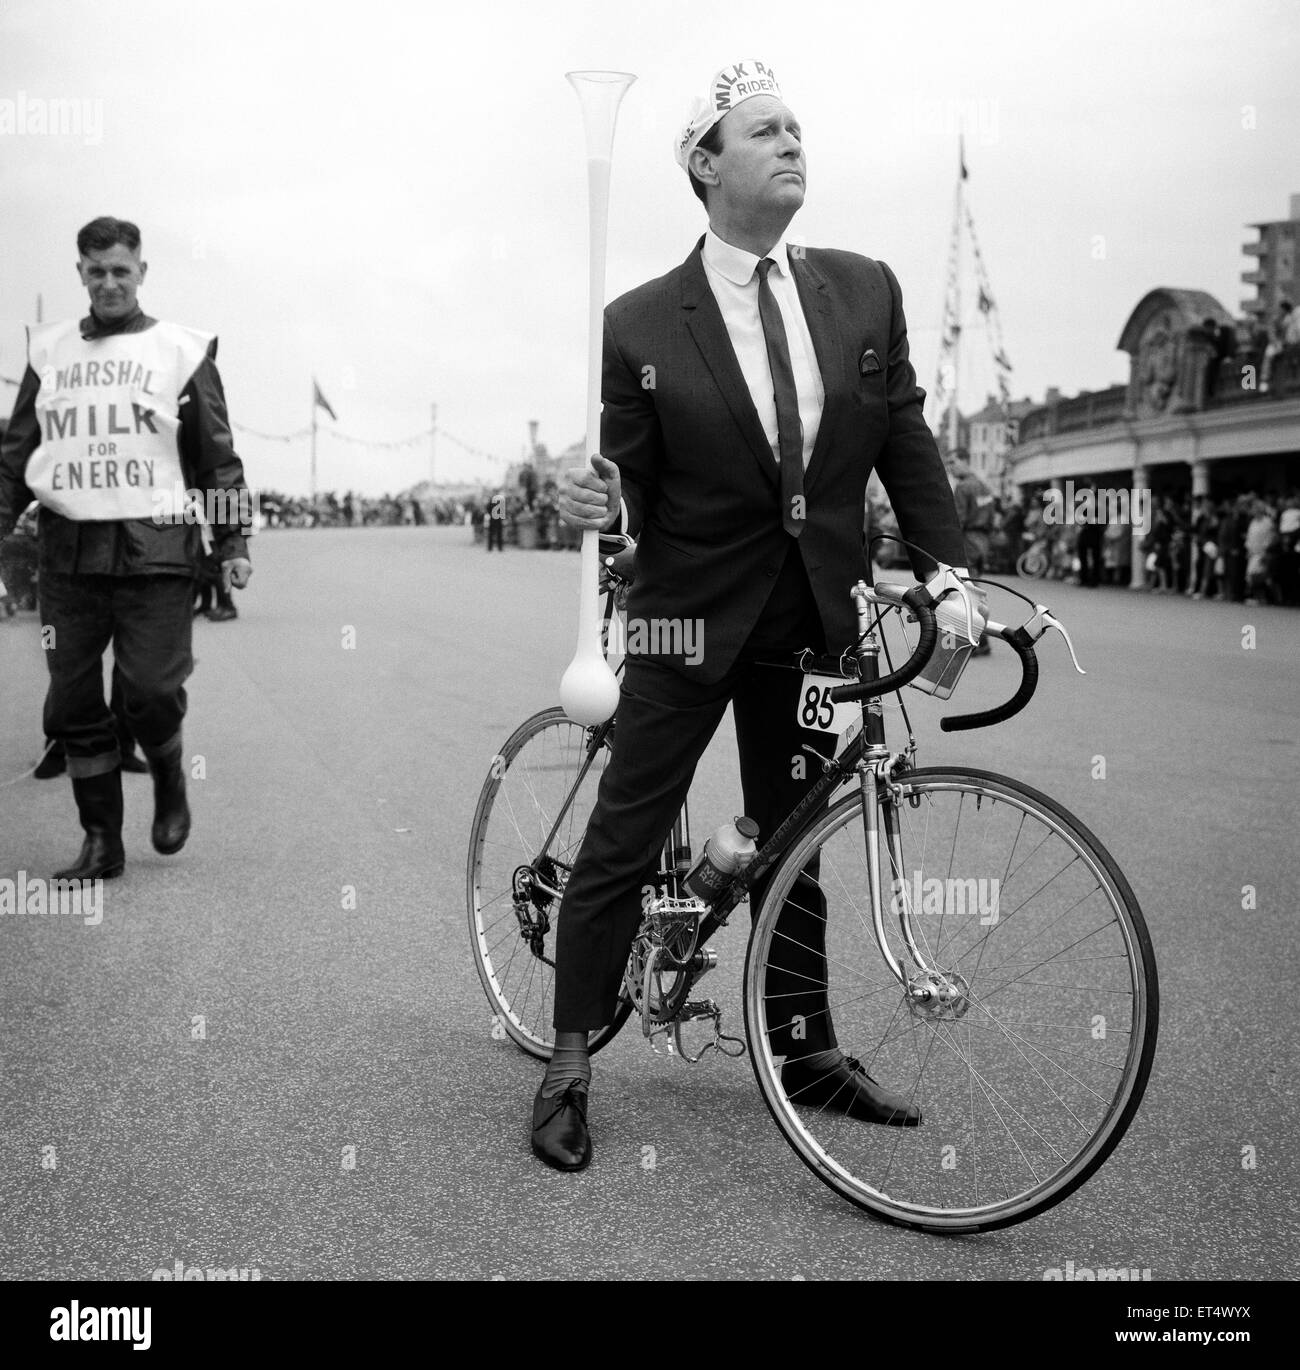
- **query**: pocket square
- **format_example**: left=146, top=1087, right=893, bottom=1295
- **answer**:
left=859, top=349, right=881, bottom=375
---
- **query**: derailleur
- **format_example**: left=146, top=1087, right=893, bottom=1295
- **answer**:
left=511, top=859, right=564, bottom=964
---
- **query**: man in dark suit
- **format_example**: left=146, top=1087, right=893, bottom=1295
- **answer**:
left=534, top=61, right=973, bottom=1171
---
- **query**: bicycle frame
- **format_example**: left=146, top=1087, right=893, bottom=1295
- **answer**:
left=537, top=578, right=964, bottom=1007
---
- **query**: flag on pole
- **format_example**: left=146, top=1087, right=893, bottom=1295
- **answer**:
left=313, top=378, right=337, bottom=421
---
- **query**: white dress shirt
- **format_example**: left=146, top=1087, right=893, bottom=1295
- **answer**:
left=701, top=227, right=823, bottom=469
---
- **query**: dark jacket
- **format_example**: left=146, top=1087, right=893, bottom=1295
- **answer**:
left=602, top=240, right=965, bottom=682
left=0, top=307, right=251, bottom=576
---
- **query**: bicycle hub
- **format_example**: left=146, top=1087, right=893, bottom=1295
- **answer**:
left=907, top=968, right=972, bottom=1021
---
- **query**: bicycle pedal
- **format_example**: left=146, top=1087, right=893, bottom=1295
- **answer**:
left=665, top=1001, right=748, bottom=1063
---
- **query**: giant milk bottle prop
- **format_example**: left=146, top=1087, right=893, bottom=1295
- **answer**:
left=558, top=70, right=636, bottom=727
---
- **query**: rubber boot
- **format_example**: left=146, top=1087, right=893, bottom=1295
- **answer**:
left=54, top=770, right=125, bottom=880
left=146, top=743, right=191, bottom=855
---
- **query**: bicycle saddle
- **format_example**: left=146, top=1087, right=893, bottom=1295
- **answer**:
left=598, top=534, right=637, bottom=586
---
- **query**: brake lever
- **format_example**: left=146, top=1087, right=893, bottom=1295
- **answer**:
left=1024, top=605, right=1086, bottom=674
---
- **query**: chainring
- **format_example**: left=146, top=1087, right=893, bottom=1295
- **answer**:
left=623, top=898, right=704, bottom=1026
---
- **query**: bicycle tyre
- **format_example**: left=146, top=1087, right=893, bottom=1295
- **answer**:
left=1016, top=547, right=1048, bottom=579
left=467, top=706, right=633, bottom=1059
left=743, top=767, right=1158, bottom=1233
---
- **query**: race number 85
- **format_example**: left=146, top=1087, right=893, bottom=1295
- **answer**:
left=796, top=673, right=856, bottom=735
left=800, top=683, right=836, bottom=730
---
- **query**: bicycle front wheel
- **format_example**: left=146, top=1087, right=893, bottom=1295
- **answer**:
left=467, top=707, right=632, bottom=1059
left=744, top=768, right=1158, bottom=1233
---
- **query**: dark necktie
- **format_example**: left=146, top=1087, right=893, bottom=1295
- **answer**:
left=755, top=257, right=805, bottom=538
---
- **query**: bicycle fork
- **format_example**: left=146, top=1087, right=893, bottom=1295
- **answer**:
left=853, top=608, right=950, bottom=1007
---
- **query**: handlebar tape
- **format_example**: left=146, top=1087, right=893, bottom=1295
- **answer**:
left=940, top=625, right=1039, bottom=731
left=829, top=592, right=939, bottom=702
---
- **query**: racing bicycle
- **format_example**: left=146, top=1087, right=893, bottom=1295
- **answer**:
left=467, top=541, right=1158, bottom=1233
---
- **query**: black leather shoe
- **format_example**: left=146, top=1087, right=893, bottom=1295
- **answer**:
left=782, top=1053, right=922, bottom=1126
left=146, top=751, right=191, bottom=855
left=531, top=1084, right=591, bottom=1171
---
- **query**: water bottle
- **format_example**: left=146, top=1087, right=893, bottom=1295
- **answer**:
left=910, top=588, right=987, bottom=700
left=684, top=817, right=760, bottom=901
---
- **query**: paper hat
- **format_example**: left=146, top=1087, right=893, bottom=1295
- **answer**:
left=674, top=60, right=783, bottom=170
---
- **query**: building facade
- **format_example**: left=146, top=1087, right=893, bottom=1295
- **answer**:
left=963, top=393, right=1036, bottom=497
left=1242, top=193, right=1300, bottom=322
left=1008, top=282, right=1300, bottom=586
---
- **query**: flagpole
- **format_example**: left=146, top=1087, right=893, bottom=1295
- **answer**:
left=310, top=385, right=318, bottom=502
left=948, top=137, right=964, bottom=457
left=430, top=402, right=438, bottom=487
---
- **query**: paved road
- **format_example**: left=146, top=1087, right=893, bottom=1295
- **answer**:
left=0, top=526, right=1296, bottom=1281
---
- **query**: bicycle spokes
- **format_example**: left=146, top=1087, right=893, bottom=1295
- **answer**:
left=469, top=709, right=630, bottom=1058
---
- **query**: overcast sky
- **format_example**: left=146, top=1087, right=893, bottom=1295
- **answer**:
left=1, top=0, right=1294, bottom=495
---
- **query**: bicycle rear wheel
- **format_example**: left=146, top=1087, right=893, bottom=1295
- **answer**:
left=744, top=767, right=1158, bottom=1233
left=467, top=707, right=633, bottom=1059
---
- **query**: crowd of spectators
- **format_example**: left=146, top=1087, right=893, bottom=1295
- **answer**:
left=907, top=486, right=1300, bottom=605
left=217, top=459, right=1300, bottom=604
left=255, top=489, right=468, bottom=528
left=252, top=482, right=577, bottom=545
left=1138, top=488, right=1299, bottom=604
left=1256, top=298, right=1300, bottom=394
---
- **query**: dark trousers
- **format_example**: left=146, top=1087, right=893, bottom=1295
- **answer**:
left=40, top=572, right=194, bottom=779
left=486, top=520, right=504, bottom=551
left=553, top=544, right=839, bottom=1055
left=1077, top=526, right=1103, bottom=586
left=963, top=529, right=991, bottom=576
left=1280, top=545, right=1300, bottom=605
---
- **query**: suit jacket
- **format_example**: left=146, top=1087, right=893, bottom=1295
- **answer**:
left=601, top=238, right=966, bottom=683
